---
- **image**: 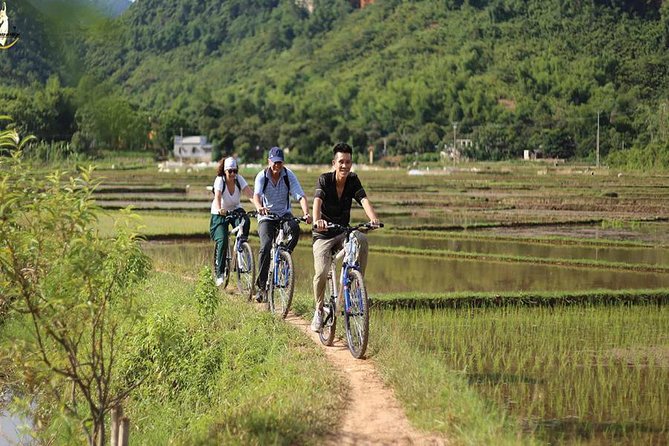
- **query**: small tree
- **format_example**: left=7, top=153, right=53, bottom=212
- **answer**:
left=0, top=123, right=151, bottom=445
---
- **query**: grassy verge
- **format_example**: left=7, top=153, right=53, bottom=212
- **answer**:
left=371, top=289, right=669, bottom=309
left=369, top=321, right=536, bottom=446
left=120, top=270, right=344, bottom=445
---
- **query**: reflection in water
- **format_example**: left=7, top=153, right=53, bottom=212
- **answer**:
left=476, top=221, right=669, bottom=246
left=144, top=241, right=669, bottom=295
left=369, top=234, right=669, bottom=266
left=0, top=392, right=31, bottom=444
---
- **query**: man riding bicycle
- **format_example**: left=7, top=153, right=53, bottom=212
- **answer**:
left=253, top=146, right=312, bottom=302
left=311, top=142, right=380, bottom=332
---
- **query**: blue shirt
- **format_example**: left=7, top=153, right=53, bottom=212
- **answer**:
left=253, top=167, right=305, bottom=221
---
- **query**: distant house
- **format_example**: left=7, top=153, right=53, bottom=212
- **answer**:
left=296, top=0, right=373, bottom=12
left=445, top=138, right=473, bottom=162
left=295, top=0, right=314, bottom=13
left=173, top=136, right=213, bottom=162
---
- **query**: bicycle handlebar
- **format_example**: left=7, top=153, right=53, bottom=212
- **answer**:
left=248, top=211, right=309, bottom=223
left=313, top=222, right=384, bottom=232
left=222, top=208, right=248, bottom=218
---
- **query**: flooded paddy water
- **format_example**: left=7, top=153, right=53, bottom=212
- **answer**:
left=144, top=236, right=669, bottom=295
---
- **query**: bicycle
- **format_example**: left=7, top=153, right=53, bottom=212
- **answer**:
left=252, top=211, right=307, bottom=318
left=317, top=222, right=383, bottom=359
left=217, top=209, right=255, bottom=300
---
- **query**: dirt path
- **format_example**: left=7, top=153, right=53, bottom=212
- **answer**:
left=284, top=313, right=447, bottom=445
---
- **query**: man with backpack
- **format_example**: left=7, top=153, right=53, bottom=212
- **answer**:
left=252, top=146, right=312, bottom=302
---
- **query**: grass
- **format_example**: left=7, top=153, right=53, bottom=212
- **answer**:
left=97, top=211, right=211, bottom=237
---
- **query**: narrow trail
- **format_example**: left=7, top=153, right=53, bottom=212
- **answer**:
left=284, top=313, right=447, bottom=445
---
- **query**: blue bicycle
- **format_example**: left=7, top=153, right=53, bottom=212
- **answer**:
left=317, top=222, right=383, bottom=359
left=252, top=212, right=307, bottom=318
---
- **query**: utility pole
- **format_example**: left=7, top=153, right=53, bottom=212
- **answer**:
left=452, top=122, right=458, bottom=151
left=596, top=111, right=600, bottom=168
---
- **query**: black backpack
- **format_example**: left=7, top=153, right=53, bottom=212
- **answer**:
left=211, top=176, right=242, bottom=195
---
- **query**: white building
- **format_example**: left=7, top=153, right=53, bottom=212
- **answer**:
left=173, top=136, right=213, bottom=162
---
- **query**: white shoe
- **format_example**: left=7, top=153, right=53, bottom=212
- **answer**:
left=215, top=276, right=224, bottom=287
left=310, top=310, right=322, bottom=332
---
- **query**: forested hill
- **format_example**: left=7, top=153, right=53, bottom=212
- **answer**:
left=4, top=0, right=669, bottom=167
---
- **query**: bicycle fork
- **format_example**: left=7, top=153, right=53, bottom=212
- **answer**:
left=342, top=263, right=363, bottom=316
left=324, top=263, right=339, bottom=324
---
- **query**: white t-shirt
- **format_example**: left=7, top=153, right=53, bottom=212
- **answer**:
left=210, top=175, right=249, bottom=214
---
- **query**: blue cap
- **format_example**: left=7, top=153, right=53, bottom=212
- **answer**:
left=268, top=146, right=284, bottom=163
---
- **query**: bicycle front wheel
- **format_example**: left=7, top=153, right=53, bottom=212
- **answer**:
left=344, top=269, right=369, bottom=359
left=235, top=242, right=255, bottom=301
left=269, top=250, right=294, bottom=319
left=319, top=269, right=337, bottom=346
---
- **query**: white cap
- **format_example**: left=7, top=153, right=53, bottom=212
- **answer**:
left=223, top=157, right=238, bottom=170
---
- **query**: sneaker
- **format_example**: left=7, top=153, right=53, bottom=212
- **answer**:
left=215, top=276, right=225, bottom=287
left=255, top=290, right=265, bottom=303
left=310, top=310, right=323, bottom=332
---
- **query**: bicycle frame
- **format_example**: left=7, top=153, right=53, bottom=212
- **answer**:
left=331, top=231, right=362, bottom=316
left=269, top=225, right=290, bottom=289
left=223, top=213, right=246, bottom=269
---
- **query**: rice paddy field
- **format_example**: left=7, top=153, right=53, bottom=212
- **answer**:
left=93, top=161, right=669, bottom=444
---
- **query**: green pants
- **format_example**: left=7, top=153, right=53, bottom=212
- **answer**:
left=210, top=214, right=229, bottom=278
left=210, top=212, right=251, bottom=278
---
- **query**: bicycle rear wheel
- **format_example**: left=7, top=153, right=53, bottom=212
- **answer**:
left=235, top=242, right=255, bottom=301
left=269, top=250, right=294, bottom=318
left=343, top=269, right=369, bottom=359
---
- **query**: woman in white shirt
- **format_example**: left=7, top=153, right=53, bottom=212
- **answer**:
left=210, top=157, right=254, bottom=286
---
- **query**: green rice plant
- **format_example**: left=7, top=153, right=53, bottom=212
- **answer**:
left=371, top=304, right=669, bottom=445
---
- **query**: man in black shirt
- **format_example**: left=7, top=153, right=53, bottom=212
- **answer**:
left=311, top=142, right=380, bottom=332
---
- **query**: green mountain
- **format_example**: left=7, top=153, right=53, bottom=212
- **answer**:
left=5, top=0, right=669, bottom=166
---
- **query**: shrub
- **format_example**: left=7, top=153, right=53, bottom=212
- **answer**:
left=195, top=266, right=219, bottom=319
left=0, top=134, right=151, bottom=445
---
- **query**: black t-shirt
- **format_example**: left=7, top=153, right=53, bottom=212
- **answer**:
left=313, top=171, right=367, bottom=240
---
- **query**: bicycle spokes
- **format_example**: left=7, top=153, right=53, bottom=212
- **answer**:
left=269, top=250, right=294, bottom=319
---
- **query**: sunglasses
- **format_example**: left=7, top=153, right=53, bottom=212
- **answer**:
left=227, top=169, right=238, bottom=174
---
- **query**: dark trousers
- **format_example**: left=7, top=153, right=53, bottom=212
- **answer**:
left=210, top=213, right=251, bottom=277
left=256, top=216, right=300, bottom=290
